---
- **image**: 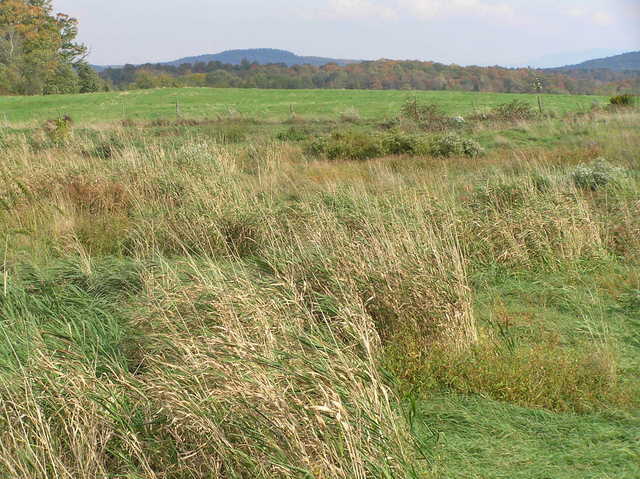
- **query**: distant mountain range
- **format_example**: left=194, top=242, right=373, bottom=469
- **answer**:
left=92, top=48, right=360, bottom=71
left=516, top=48, right=627, bottom=69
left=163, top=48, right=360, bottom=67
left=92, top=48, right=640, bottom=73
left=548, top=51, right=640, bottom=72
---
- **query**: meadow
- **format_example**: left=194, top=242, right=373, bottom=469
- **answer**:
left=0, top=87, right=609, bottom=124
left=0, top=89, right=638, bottom=478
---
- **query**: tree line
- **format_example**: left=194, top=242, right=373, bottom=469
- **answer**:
left=1, top=0, right=638, bottom=97
left=0, top=0, right=105, bottom=95
left=101, top=59, right=640, bottom=96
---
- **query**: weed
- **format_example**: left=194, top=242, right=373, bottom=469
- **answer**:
left=571, top=158, right=627, bottom=191
left=340, top=107, right=362, bottom=123
left=42, top=115, right=73, bottom=143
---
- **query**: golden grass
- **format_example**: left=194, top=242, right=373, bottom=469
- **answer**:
left=0, top=110, right=638, bottom=477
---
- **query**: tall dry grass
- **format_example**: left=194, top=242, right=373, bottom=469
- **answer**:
left=0, top=110, right=638, bottom=476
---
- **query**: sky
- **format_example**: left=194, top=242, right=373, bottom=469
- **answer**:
left=52, top=0, right=640, bottom=67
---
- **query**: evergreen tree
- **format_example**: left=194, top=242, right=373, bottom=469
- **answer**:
left=76, top=62, right=103, bottom=93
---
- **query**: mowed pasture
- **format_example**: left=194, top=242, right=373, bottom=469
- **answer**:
left=0, top=87, right=608, bottom=124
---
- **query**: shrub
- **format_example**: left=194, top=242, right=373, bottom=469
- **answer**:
left=307, top=130, right=385, bottom=160
left=381, top=130, right=430, bottom=156
left=400, top=98, right=450, bottom=130
left=609, top=94, right=636, bottom=107
left=570, top=158, right=626, bottom=191
left=491, top=100, right=535, bottom=121
left=275, top=126, right=309, bottom=142
left=308, top=130, right=483, bottom=160
left=42, top=115, right=73, bottom=143
left=471, top=100, right=535, bottom=122
left=429, top=133, right=484, bottom=158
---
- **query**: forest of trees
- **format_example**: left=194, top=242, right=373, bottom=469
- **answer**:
left=100, top=59, right=640, bottom=96
left=0, top=0, right=104, bottom=95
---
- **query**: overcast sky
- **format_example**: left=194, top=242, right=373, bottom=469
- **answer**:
left=52, top=0, right=640, bottom=67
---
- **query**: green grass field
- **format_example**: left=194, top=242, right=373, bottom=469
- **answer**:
left=0, top=87, right=608, bottom=124
left=418, top=394, right=639, bottom=478
left=0, top=89, right=637, bottom=478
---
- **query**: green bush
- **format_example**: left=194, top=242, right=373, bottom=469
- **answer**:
left=308, top=129, right=483, bottom=160
left=493, top=100, right=535, bottom=121
left=307, top=129, right=427, bottom=160
left=381, top=130, right=430, bottom=155
left=42, top=115, right=73, bottom=143
left=570, top=158, right=626, bottom=191
left=429, top=133, right=484, bottom=158
left=400, top=98, right=450, bottom=130
left=275, top=126, right=310, bottom=142
left=307, top=130, right=385, bottom=160
left=471, top=100, right=535, bottom=122
left=609, top=94, right=636, bottom=107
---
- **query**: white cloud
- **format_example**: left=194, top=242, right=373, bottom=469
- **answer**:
left=398, top=0, right=441, bottom=19
left=565, top=6, right=616, bottom=27
left=320, top=0, right=399, bottom=20
left=395, top=0, right=516, bottom=20
left=591, top=11, right=614, bottom=26
left=315, top=0, right=516, bottom=22
left=463, top=0, right=514, bottom=19
left=567, top=7, right=586, bottom=17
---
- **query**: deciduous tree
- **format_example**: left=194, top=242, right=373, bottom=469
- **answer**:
left=0, top=0, right=87, bottom=94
